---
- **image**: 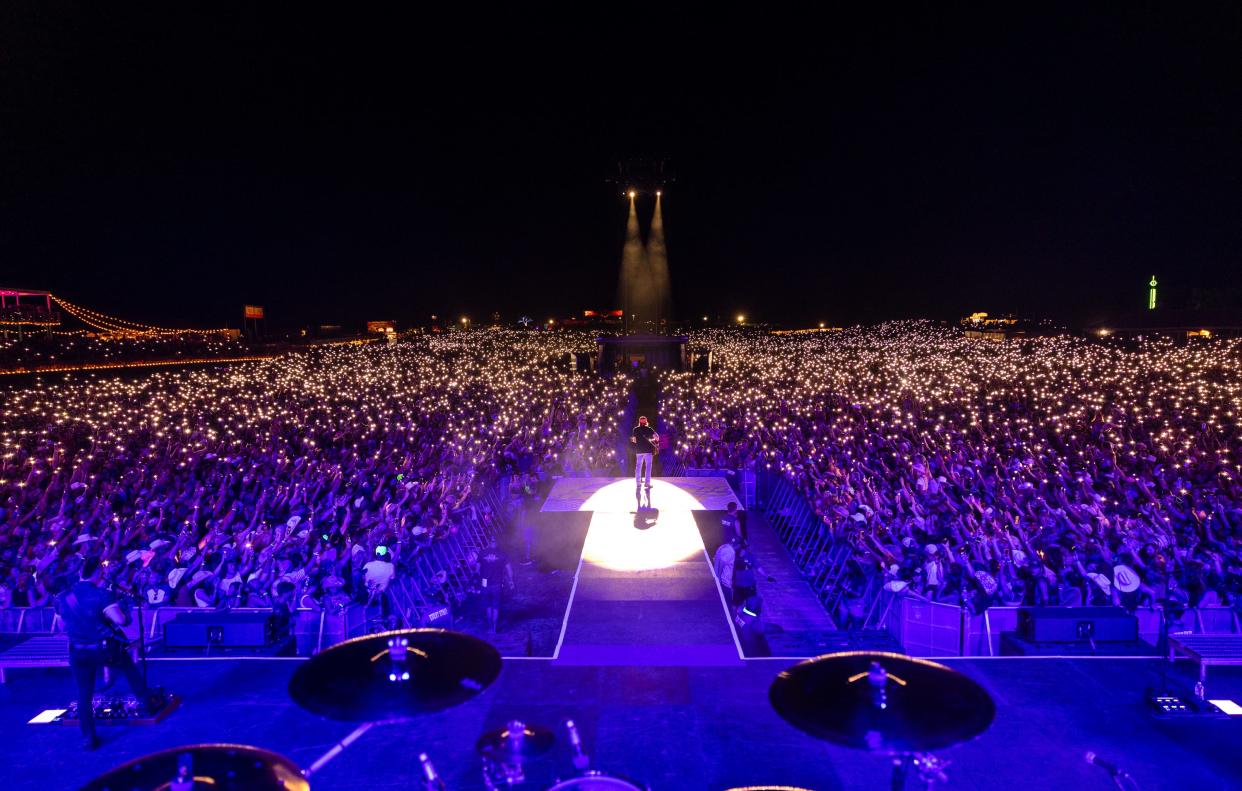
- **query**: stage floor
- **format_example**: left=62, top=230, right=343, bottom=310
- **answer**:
left=549, top=477, right=744, bottom=666
left=541, top=477, right=743, bottom=512
left=6, top=658, right=1241, bottom=790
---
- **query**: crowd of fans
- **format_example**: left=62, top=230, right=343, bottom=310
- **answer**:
left=0, top=332, right=249, bottom=372
left=663, top=323, right=1242, bottom=618
left=6, top=320, right=1240, bottom=637
left=0, top=331, right=627, bottom=619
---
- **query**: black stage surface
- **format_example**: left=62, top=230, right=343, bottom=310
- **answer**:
left=4, top=658, right=1241, bottom=789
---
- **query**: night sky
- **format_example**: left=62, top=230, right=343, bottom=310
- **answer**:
left=2, top=5, right=1239, bottom=329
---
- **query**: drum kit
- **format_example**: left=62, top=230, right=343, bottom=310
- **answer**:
left=82, top=633, right=995, bottom=790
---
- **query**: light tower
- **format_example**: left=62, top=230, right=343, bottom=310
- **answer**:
left=1148, top=275, right=1158, bottom=310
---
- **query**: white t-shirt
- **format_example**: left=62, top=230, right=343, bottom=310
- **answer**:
left=714, top=543, right=736, bottom=585
left=363, top=559, right=395, bottom=591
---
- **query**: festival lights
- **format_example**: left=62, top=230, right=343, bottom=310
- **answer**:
left=0, top=331, right=631, bottom=599
left=52, top=295, right=232, bottom=336
left=657, top=322, right=1242, bottom=575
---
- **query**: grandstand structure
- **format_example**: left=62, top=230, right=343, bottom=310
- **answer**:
left=0, top=287, right=59, bottom=337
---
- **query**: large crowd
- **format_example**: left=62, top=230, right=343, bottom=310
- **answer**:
left=663, top=323, right=1242, bottom=617
left=0, top=331, right=627, bottom=615
left=5, top=321, right=1241, bottom=632
left=0, top=333, right=249, bottom=372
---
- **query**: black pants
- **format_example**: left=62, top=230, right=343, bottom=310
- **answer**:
left=70, top=642, right=149, bottom=740
left=733, top=584, right=757, bottom=607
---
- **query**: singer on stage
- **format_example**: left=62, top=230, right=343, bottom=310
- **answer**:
left=630, top=415, right=659, bottom=490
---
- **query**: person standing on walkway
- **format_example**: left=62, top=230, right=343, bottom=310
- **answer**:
left=478, top=535, right=513, bottom=634
left=722, top=502, right=742, bottom=545
left=630, top=416, right=659, bottom=491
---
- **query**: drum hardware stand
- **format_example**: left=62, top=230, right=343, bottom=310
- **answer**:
left=890, top=752, right=950, bottom=791
left=478, top=718, right=558, bottom=788
left=302, top=635, right=443, bottom=789
left=481, top=721, right=530, bottom=788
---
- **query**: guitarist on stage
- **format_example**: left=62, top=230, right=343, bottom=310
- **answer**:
left=56, top=555, right=159, bottom=750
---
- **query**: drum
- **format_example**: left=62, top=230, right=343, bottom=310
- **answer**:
left=547, top=771, right=647, bottom=790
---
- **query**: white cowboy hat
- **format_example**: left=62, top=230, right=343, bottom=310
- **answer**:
left=1113, top=564, right=1141, bottom=594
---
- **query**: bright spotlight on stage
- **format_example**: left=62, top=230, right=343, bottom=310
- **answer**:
left=577, top=479, right=707, bottom=572
left=580, top=510, right=705, bottom=573
left=628, top=190, right=636, bottom=199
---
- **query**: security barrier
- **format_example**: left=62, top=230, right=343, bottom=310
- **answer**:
left=891, top=597, right=1242, bottom=657
left=758, top=470, right=855, bottom=623
left=1, top=481, right=517, bottom=656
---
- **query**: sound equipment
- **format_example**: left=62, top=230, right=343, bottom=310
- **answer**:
left=1017, top=606, right=1138, bottom=643
left=999, top=632, right=1156, bottom=656
left=163, top=611, right=281, bottom=648
left=691, top=348, right=712, bottom=373
left=51, top=689, right=180, bottom=727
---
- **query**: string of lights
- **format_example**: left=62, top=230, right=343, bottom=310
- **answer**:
left=51, top=295, right=232, bottom=336
left=0, top=355, right=278, bottom=376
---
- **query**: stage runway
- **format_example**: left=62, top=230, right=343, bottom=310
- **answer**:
left=544, top=477, right=744, bottom=666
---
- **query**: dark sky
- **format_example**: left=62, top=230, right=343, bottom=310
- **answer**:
left=2, top=4, right=1239, bottom=328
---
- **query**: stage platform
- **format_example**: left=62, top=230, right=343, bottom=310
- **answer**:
left=547, top=477, right=744, bottom=666
left=5, top=658, right=1241, bottom=790
left=541, top=476, right=743, bottom=512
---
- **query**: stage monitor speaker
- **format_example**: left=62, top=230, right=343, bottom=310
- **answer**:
left=999, top=632, right=1154, bottom=656
left=164, top=611, right=280, bottom=648
left=1017, top=606, right=1138, bottom=642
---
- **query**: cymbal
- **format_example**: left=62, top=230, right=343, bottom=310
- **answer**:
left=476, top=720, right=556, bottom=761
left=769, top=651, right=995, bottom=753
left=80, top=743, right=308, bottom=791
left=289, top=628, right=501, bottom=722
